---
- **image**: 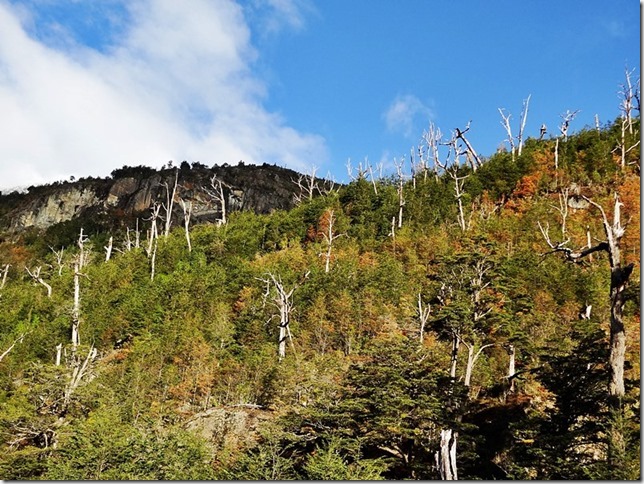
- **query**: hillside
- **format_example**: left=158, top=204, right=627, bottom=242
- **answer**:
left=0, top=117, right=640, bottom=479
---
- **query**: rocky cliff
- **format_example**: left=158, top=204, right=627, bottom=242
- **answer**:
left=0, top=162, right=318, bottom=233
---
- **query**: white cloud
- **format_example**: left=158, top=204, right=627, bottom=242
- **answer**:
left=0, top=0, right=327, bottom=190
left=383, top=94, right=434, bottom=138
left=248, top=0, right=316, bottom=37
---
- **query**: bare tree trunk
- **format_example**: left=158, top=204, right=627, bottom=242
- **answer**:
left=0, top=264, right=8, bottom=290
left=293, top=166, right=319, bottom=204
left=72, top=260, right=81, bottom=349
left=417, top=293, right=431, bottom=344
left=436, top=429, right=458, bottom=480
left=449, top=168, right=469, bottom=233
left=506, top=343, right=516, bottom=393
left=179, top=199, right=193, bottom=252
left=320, top=210, right=343, bottom=273
left=539, top=194, right=633, bottom=403
left=146, top=203, right=161, bottom=256
left=150, top=238, right=158, bottom=281
left=0, top=332, right=28, bottom=363
left=162, top=169, right=179, bottom=237
left=449, top=333, right=460, bottom=379
left=395, top=158, right=405, bottom=228
left=50, top=247, right=65, bottom=275
left=104, top=236, right=113, bottom=262
left=517, top=94, right=530, bottom=156
left=25, top=266, right=52, bottom=298
left=259, top=273, right=299, bottom=361
left=498, top=108, right=515, bottom=160
left=455, top=122, right=482, bottom=170
left=205, top=175, right=228, bottom=225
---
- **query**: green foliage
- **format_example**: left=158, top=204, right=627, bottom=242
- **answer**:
left=0, top=119, right=639, bottom=480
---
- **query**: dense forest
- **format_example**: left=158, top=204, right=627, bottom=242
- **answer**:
left=0, top=97, right=640, bottom=479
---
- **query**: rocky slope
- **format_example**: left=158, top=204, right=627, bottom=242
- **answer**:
left=0, top=162, right=319, bottom=232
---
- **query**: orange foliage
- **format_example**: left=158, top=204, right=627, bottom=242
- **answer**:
left=617, top=174, right=640, bottom=266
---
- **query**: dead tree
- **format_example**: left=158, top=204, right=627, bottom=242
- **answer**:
left=145, top=203, right=161, bottom=256
left=150, top=238, right=158, bottom=281
left=104, top=236, right=113, bottom=262
left=50, top=247, right=65, bottom=275
left=539, top=193, right=633, bottom=403
left=0, top=332, right=28, bottom=363
left=449, top=166, right=469, bottom=233
left=417, top=293, right=431, bottom=344
left=454, top=122, right=482, bottom=171
left=436, top=429, right=458, bottom=480
left=318, top=172, right=338, bottom=196
left=63, top=345, right=97, bottom=410
left=161, top=169, right=179, bottom=238
left=72, top=229, right=89, bottom=349
left=551, top=187, right=570, bottom=238
left=204, top=174, right=228, bottom=226
left=179, top=199, right=193, bottom=252
left=423, top=122, right=447, bottom=180
left=259, top=273, right=299, bottom=361
left=517, top=94, right=531, bottom=156
left=319, top=209, right=344, bottom=273
left=293, top=166, right=319, bottom=204
left=25, top=266, right=52, bottom=298
left=394, top=157, right=406, bottom=228
left=346, top=158, right=370, bottom=183
left=0, top=264, right=9, bottom=291
left=615, top=68, right=641, bottom=169
left=558, top=109, right=580, bottom=140
left=498, top=108, right=516, bottom=160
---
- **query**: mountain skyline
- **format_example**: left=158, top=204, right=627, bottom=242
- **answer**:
left=0, top=0, right=639, bottom=191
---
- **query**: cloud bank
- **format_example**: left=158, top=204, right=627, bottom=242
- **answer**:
left=0, top=0, right=327, bottom=190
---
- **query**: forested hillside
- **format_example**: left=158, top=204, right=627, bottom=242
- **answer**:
left=0, top=112, right=640, bottom=479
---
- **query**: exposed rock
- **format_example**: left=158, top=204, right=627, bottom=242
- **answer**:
left=0, top=163, right=325, bottom=232
left=106, top=177, right=139, bottom=207
left=184, top=406, right=272, bottom=451
left=16, top=187, right=99, bottom=229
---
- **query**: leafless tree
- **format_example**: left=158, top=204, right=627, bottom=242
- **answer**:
left=293, top=166, right=319, bottom=204
left=614, top=67, right=641, bottom=170
left=50, top=247, right=65, bottom=275
left=204, top=174, right=228, bottom=226
left=454, top=121, right=482, bottom=171
left=161, top=168, right=179, bottom=238
left=394, top=157, right=406, bottom=229
left=0, top=263, right=9, bottom=290
left=104, top=236, right=113, bottom=262
left=346, top=158, right=370, bottom=182
left=0, top=332, right=28, bottom=363
left=558, top=109, right=580, bottom=140
left=498, top=108, right=516, bottom=160
left=417, top=293, right=431, bottom=344
left=449, top=165, right=470, bottom=233
left=145, top=202, right=162, bottom=256
left=319, top=209, right=344, bottom=273
left=259, top=273, right=300, bottom=360
left=72, top=229, right=89, bottom=349
left=179, top=198, right=193, bottom=252
left=538, top=193, right=633, bottom=403
left=150, top=238, right=158, bottom=281
left=517, top=95, right=531, bottom=156
left=422, top=122, right=447, bottom=179
left=25, top=266, right=52, bottom=298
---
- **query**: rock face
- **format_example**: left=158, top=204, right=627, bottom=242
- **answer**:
left=0, top=163, right=315, bottom=232
left=17, top=187, right=100, bottom=229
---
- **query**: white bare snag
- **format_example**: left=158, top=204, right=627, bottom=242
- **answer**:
left=25, top=266, right=52, bottom=298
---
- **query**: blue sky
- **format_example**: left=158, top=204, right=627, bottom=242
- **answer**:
left=0, top=0, right=640, bottom=190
